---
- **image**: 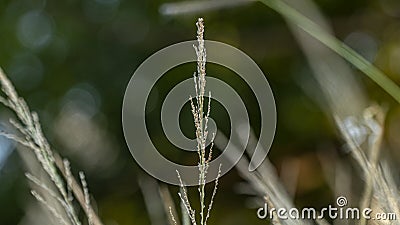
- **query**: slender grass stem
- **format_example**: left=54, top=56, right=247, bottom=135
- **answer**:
left=259, top=0, right=400, bottom=103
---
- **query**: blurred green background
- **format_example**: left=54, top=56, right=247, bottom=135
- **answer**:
left=1, top=0, right=400, bottom=224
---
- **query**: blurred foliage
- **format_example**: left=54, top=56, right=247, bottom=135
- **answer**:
left=1, top=0, right=400, bottom=224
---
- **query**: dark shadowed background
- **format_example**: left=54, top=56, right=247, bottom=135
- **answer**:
left=1, top=0, right=400, bottom=224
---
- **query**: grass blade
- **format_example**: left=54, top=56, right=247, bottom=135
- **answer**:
left=259, top=0, right=400, bottom=103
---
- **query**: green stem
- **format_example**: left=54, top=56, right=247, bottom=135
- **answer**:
left=259, top=0, right=400, bottom=103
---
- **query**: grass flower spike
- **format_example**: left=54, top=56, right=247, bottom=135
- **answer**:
left=175, top=18, right=222, bottom=225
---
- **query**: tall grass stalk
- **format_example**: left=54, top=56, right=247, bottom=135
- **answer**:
left=174, top=18, right=221, bottom=225
left=158, top=1, right=400, bottom=224
left=0, top=68, right=103, bottom=225
left=335, top=107, right=400, bottom=224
